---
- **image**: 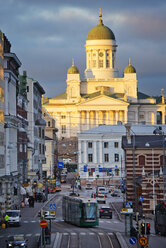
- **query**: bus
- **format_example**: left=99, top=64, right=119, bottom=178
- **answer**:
left=62, top=196, right=99, bottom=227
left=48, top=179, right=56, bottom=193
left=155, top=201, right=166, bottom=235
left=55, top=180, right=61, bottom=192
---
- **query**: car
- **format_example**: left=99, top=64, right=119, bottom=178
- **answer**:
left=99, top=206, right=112, bottom=219
left=85, top=183, right=93, bottom=190
left=6, top=235, right=28, bottom=248
left=96, top=193, right=106, bottom=204
left=111, top=189, right=120, bottom=197
left=6, top=210, right=21, bottom=226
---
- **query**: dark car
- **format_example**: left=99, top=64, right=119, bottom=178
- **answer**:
left=6, top=235, right=28, bottom=247
left=99, top=206, right=112, bottom=219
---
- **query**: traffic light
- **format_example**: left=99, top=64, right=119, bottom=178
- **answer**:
left=141, top=222, right=145, bottom=235
left=146, top=223, right=151, bottom=235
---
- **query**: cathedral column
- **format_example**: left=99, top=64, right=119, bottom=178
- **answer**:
left=96, top=111, right=99, bottom=126
left=162, top=110, right=165, bottom=124
left=115, top=111, right=119, bottom=124
left=67, top=112, right=71, bottom=137
left=124, top=110, right=128, bottom=124
left=96, top=49, right=99, bottom=68
left=86, top=111, right=90, bottom=130
left=103, top=50, right=107, bottom=68
left=109, top=111, right=114, bottom=124
left=106, top=111, right=109, bottom=125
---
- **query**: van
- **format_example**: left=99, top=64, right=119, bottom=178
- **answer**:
left=97, top=186, right=108, bottom=196
left=6, top=210, right=21, bottom=226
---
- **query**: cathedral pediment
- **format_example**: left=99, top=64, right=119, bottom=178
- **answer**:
left=78, top=94, right=129, bottom=106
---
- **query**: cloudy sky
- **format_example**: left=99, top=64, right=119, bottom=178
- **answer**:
left=0, top=0, right=166, bottom=97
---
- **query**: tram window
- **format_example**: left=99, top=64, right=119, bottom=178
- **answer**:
left=83, top=203, right=96, bottom=219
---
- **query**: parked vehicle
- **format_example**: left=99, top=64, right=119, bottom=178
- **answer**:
left=85, top=183, right=93, bottom=190
left=99, top=206, right=112, bottom=219
left=6, top=210, right=21, bottom=226
left=6, top=234, right=28, bottom=247
left=62, top=196, right=99, bottom=227
left=111, top=189, right=120, bottom=197
left=155, top=201, right=166, bottom=235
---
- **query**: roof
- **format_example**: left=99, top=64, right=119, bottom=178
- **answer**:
left=87, top=12, right=115, bottom=40
left=67, top=59, right=79, bottom=74
left=79, top=124, right=166, bottom=136
left=137, top=92, right=151, bottom=100
left=82, top=91, right=124, bottom=100
left=51, top=92, right=67, bottom=100
left=122, top=135, right=166, bottom=149
left=124, top=58, right=136, bottom=74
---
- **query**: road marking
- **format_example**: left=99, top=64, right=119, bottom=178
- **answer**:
left=71, top=233, right=77, bottom=235
left=0, top=236, right=3, bottom=238
left=106, top=221, right=111, bottom=223
left=108, top=233, right=114, bottom=236
left=80, top=233, right=86, bottom=235
left=63, top=233, right=69, bottom=235
left=26, top=234, right=32, bottom=237
left=23, top=221, right=28, bottom=223
left=113, top=221, right=119, bottom=224
left=98, top=233, right=104, bottom=235
left=99, top=220, right=104, bottom=223
left=35, top=233, right=40, bottom=236
left=31, top=220, right=36, bottom=223
left=89, top=233, right=95, bottom=235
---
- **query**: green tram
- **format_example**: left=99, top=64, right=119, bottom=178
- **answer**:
left=62, top=196, right=99, bottom=227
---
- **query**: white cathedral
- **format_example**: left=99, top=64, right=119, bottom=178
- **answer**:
left=43, top=11, right=166, bottom=140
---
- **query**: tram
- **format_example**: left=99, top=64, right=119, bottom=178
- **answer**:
left=155, top=201, right=166, bottom=235
left=48, top=179, right=56, bottom=193
left=55, top=179, right=61, bottom=192
left=62, top=196, right=99, bottom=227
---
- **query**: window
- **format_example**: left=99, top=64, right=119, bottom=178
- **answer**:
left=39, top=127, right=41, bottom=138
left=104, top=142, right=108, bottom=148
left=106, top=60, right=110, bottom=68
left=139, top=155, right=145, bottom=166
left=99, top=60, right=103, bottom=68
left=61, top=115, right=66, bottom=119
left=114, top=142, right=119, bottom=148
left=88, top=154, right=93, bottom=162
left=27, top=86, right=29, bottom=92
left=115, top=154, right=119, bottom=162
left=88, top=142, right=92, bottom=148
left=42, top=144, right=45, bottom=154
left=62, top=125, right=66, bottom=134
left=48, top=121, right=51, bottom=127
left=39, top=144, right=41, bottom=154
left=92, top=60, right=96, bottom=68
left=104, top=154, right=109, bottom=162
left=115, top=168, right=119, bottom=176
left=42, top=129, right=44, bottom=139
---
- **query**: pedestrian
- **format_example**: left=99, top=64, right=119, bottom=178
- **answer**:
left=4, top=214, right=9, bottom=228
left=25, top=197, right=29, bottom=207
left=45, top=226, right=51, bottom=244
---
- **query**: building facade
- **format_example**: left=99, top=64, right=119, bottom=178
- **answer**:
left=27, top=77, right=46, bottom=183
left=0, top=30, right=5, bottom=217
left=43, top=11, right=166, bottom=142
left=122, top=134, right=165, bottom=214
left=17, top=71, right=28, bottom=184
left=42, top=107, right=58, bottom=179
left=79, top=125, right=166, bottom=186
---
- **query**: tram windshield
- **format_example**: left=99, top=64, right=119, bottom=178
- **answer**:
left=83, top=203, right=97, bottom=219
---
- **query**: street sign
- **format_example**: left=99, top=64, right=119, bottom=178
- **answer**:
left=121, top=208, right=127, bottom=212
left=58, top=161, right=63, bottom=169
left=139, top=196, right=143, bottom=202
left=49, top=211, right=55, bottom=215
left=129, top=237, right=137, bottom=245
left=50, top=203, right=56, bottom=210
left=125, top=202, right=132, bottom=208
left=139, top=236, right=148, bottom=246
left=40, top=220, right=47, bottom=228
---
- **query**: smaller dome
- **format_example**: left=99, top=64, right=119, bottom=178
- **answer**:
left=124, top=58, right=136, bottom=74
left=67, top=59, right=79, bottom=74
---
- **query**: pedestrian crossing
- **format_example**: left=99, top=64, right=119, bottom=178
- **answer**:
left=21, top=219, right=120, bottom=224
left=0, top=233, right=41, bottom=238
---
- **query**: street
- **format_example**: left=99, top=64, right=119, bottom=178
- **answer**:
left=0, top=184, right=166, bottom=247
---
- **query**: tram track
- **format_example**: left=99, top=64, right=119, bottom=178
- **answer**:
left=110, top=201, right=123, bottom=222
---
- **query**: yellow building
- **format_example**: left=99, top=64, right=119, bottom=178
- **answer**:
left=43, top=11, right=166, bottom=140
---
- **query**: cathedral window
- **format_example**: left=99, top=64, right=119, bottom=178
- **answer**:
left=106, top=60, right=110, bottom=68
left=112, top=53, right=115, bottom=68
left=61, top=115, right=66, bottom=119
left=99, top=60, right=103, bottom=68
left=88, top=154, right=93, bottom=162
left=61, top=125, right=66, bottom=134
left=92, top=60, right=96, bottom=68
left=104, top=153, right=109, bottom=162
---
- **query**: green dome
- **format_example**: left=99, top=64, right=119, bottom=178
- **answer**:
left=124, top=58, right=136, bottom=74
left=87, top=13, right=115, bottom=40
left=67, top=59, right=79, bottom=74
